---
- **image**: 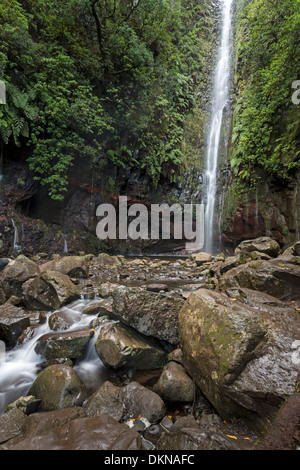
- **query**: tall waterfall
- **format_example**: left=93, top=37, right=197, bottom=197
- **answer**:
left=203, top=0, right=234, bottom=254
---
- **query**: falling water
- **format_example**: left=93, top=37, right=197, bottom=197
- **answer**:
left=0, top=298, right=111, bottom=414
left=203, top=0, right=234, bottom=254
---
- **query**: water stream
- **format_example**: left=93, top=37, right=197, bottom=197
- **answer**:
left=0, top=297, right=109, bottom=415
left=203, top=0, right=234, bottom=253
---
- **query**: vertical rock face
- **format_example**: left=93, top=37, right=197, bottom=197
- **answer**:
left=178, top=288, right=300, bottom=432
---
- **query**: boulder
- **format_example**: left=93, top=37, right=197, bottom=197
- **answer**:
left=83, top=381, right=124, bottom=421
left=189, top=252, right=212, bottom=266
left=112, top=287, right=185, bottom=345
left=22, top=270, right=81, bottom=311
left=178, top=288, right=300, bottom=432
left=234, top=237, right=281, bottom=258
left=35, top=329, right=94, bottom=360
left=95, top=320, right=168, bottom=370
left=28, top=364, right=87, bottom=411
left=40, top=255, right=92, bottom=278
left=0, top=302, right=31, bottom=344
left=217, top=259, right=300, bottom=301
left=0, top=409, right=27, bottom=445
left=3, top=413, right=141, bottom=450
left=153, top=361, right=194, bottom=402
left=121, top=381, right=166, bottom=424
left=0, top=255, right=40, bottom=299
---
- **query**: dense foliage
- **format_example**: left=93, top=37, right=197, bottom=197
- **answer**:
left=231, top=0, right=300, bottom=187
left=0, top=0, right=213, bottom=199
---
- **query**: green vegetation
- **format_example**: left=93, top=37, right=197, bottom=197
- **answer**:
left=231, top=0, right=300, bottom=188
left=0, top=0, right=214, bottom=199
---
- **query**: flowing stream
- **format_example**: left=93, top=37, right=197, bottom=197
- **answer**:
left=203, top=0, right=234, bottom=253
left=0, top=298, right=110, bottom=415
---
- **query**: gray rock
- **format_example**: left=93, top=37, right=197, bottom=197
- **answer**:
left=217, top=259, right=300, bottom=301
left=179, top=288, right=300, bottom=432
left=153, top=361, right=194, bottom=402
left=112, top=287, right=185, bottom=345
left=121, top=381, right=166, bottom=424
left=22, top=270, right=81, bottom=311
left=234, top=237, right=281, bottom=258
left=83, top=381, right=124, bottom=421
left=95, top=320, right=168, bottom=370
left=0, top=302, right=31, bottom=344
left=40, top=255, right=92, bottom=278
left=35, top=328, right=94, bottom=360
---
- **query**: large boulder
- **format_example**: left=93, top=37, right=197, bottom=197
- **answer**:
left=40, top=255, right=92, bottom=278
left=0, top=302, right=31, bottom=345
left=95, top=319, right=168, bottom=370
left=0, top=255, right=40, bottom=299
left=22, top=270, right=81, bottom=311
left=234, top=237, right=281, bottom=258
left=112, top=287, right=185, bottom=345
left=35, top=329, right=94, bottom=360
left=28, top=364, right=87, bottom=411
left=217, top=259, right=300, bottom=301
left=1, top=411, right=141, bottom=450
left=178, top=288, right=300, bottom=432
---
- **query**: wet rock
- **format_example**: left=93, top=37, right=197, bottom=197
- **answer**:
left=121, top=381, right=166, bottom=424
left=35, top=329, right=93, bottom=360
left=157, top=427, right=239, bottom=450
left=0, top=408, right=27, bottom=445
left=234, top=237, right=281, bottom=258
left=257, top=392, right=300, bottom=450
left=22, top=270, right=81, bottom=311
left=95, top=320, right=168, bottom=370
left=179, top=288, right=300, bottom=432
left=217, top=259, right=300, bottom=301
left=48, top=311, right=74, bottom=331
left=4, top=413, right=141, bottom=450
left=0, top=302, right=31, bottom=344
left=5, top=396, right=41, bottom=415
left=40, top=255, right=92, bottom=278
left=153, top=361, right=194, bottom=402
left=112, top=287, right=185, bottom=345
left=0, top=255, right=40, bottom=299
left=28, top=364, right=87, bottom=411
left=83, top=381, right=124, bottom=421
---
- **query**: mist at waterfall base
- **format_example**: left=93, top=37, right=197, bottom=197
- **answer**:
left=0, top=298, right=115, bottom=415
left=203, top=0, right=234, bottom=255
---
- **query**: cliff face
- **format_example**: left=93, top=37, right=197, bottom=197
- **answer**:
left=0, top=0, right=299, bottom=258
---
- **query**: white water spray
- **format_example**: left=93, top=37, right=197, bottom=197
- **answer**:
left=0, top=298, right=109, bottom=414
left=204, top=0, right=234, bottom=253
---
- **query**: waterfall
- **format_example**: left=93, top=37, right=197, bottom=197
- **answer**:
left=203, top=0, right=234, bottom=254
left=11, top=218, right=21, bottom=254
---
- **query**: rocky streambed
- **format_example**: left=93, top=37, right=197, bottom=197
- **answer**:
left=0, top=237, right=299, bottom=450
